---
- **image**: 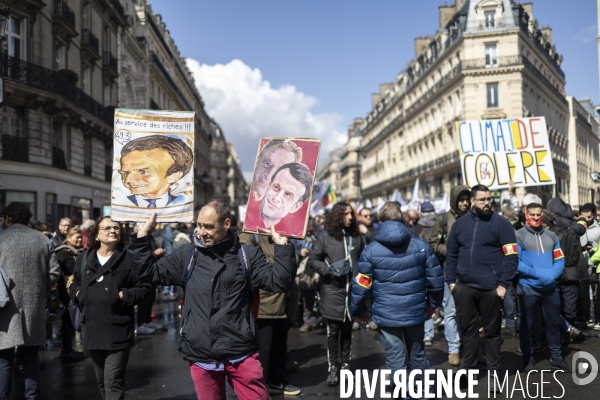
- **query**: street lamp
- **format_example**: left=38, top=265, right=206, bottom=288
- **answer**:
left=201, top=171, right=210, bottom=205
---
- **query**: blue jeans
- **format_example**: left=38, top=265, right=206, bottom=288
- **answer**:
left=442, top=283, right=460, bottom=353
left=163, top=285, right=174, bottom=296
left=424, top=318, right=433, bottom=340
left=0, top=346, right=40, bottom=400
left=380, top=324, right=430, bottom=400
left=424, top=284, right=460, bottom=354
left=503, top=285, right=516, bottom=327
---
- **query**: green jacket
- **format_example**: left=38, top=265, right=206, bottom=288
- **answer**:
left=428, top=185, right=470, bottom=262
left=590, top=246, right=600, bottom=273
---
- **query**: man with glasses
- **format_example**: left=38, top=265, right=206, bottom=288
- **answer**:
left=427, top=185, right=470, bottom=365
left=52, top=217, right=72, bottom=247
left=358, top=208, right=377, bottom=244
left=445, top=184, right=518, bottom=383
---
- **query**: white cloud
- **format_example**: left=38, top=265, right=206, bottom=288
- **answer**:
left=186, top=58, right=347, bottom=175
left=572, top=25, right=596, bottom=43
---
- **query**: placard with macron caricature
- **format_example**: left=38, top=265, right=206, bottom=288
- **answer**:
left=110, top=109, right=195, bottom=222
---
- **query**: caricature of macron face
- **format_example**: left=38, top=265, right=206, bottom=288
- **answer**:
left=119, top=136, right=193, bottom=199
left=252, top=140, right=303, bottom=201
left=260, top=162, right=313, bottom=228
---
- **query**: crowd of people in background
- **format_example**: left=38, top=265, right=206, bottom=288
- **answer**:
left=1, top=180, right=599, bottom=398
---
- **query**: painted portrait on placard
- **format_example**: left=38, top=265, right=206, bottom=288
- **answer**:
left=243, top=137, right=321, bottom=239
left=110, top=109, right=195, bottom=223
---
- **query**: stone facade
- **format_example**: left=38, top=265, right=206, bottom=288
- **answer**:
left=350, top=0, right=574, bottom=206
left=566, top=97, right=600, bottom=207
left=0, top=0, right=246, bottom=226
left=226, top=143, right=249, bottom=214
left=336, top=119, right=363, bottom=202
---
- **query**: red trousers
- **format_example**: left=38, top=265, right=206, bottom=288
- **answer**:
left=189, top=352, right=269, bottom=400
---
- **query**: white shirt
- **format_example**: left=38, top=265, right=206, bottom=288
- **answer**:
left=135, top=193, right=170, bottom=208
left=97, top=254, right=111, bottom=266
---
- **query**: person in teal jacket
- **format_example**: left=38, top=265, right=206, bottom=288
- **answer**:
left=516, top=202, right=569, bottom=373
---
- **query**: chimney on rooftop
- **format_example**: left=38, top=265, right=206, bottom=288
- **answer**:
left=414, top=36, right=430, bottom=58
left=439, top=3, right=456, bottom=29
left=522, top=2, right=533, bottom=19
left=541, top=26, right=552, bottom=43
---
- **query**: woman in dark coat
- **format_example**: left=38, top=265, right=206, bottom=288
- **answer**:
left=55, top=227, right=85, bottom=361
left=308, top=202, right=364, bottom=386
left=69, top=216, right=151, bottom=400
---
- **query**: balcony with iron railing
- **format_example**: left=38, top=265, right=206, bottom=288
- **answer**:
left=52, top=0, right=77, bottom=41
left=362, top=150, right=461, bottom=195
left=462, top=55, right=523, bottom=70
left=106, top=0, right=127, bottom=25
left=81, top=29, right=101, bottom=62
left=150, top=51, right=194, bottom=111
left=102, top=51, right=118, bottom=80
left=1, top=54, right=114, bottom=127
left=405, top=63, right=462, bottom=117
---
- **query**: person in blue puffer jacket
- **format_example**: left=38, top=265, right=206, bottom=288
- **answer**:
left=516, top=201, right=570, bottom=373
left=350, top=201, right=443, bottom=397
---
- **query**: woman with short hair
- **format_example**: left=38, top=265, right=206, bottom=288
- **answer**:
left=69, top=216, right=151, bottom=400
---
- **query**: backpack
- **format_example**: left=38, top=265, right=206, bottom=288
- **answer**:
left=420, top=227, right=434, bottom=243
left=182, top=242, right=260, bottom=319
left=433, top=213, right=449, bottom=262
left=551, top=227, right=581, bottom=268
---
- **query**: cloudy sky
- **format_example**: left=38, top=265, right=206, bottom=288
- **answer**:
left=150, top=0, right=599, bottom=176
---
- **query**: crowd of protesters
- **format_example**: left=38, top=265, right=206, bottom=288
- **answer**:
left=1, top=180, right=599, bottom=398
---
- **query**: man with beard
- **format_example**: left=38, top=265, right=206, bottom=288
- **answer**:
left=446, top=184, right=518, bottom=381
left=358, top=208, right=377, bottom=245
left=427, top=186, right=470, bottom=364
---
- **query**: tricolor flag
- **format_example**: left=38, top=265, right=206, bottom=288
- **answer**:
left=321, top=183, right=337, bottom=209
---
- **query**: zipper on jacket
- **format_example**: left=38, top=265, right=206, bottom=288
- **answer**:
left=470, top=218, right=479, bottom=267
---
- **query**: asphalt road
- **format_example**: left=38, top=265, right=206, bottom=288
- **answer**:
left=24, top=293, right=600, bottom=399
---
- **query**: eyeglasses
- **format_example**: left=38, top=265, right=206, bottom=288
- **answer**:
left=474, top=197, right=493, bottom=204
left=99, top=226, right=121, bottom=232
left=60, top=224, right=71, bottom=227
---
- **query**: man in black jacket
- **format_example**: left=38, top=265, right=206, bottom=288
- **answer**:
left=446, top=184, right=518, bottom=377
left=129, top=201, right=295, bottom=400
left=547, top=197, right=588, bottom=327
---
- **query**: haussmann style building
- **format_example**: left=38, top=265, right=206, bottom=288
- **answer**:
left=340, top=0, right=596, bottom=208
